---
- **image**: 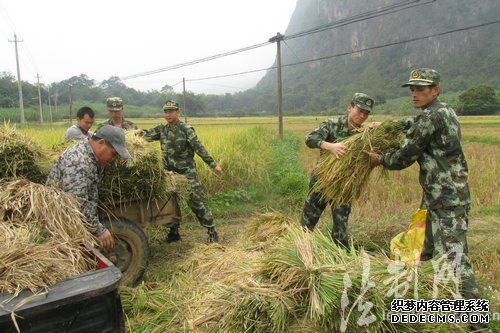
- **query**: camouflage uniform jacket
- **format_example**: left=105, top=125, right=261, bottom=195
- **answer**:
left=143, top=121, right=217, bottom=173
left=306, top=115, right=358, bottom=159
left=46, top=139, right=105, bottom=236
left=97, top=118, right=137, bottom=131
left=379, top=98, right=471, bottom=209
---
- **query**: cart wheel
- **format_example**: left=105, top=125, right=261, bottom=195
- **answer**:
left=102, top=217, right=148, bottom=286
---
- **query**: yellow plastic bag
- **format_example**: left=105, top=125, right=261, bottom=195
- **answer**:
left=390, top=209, right=427, bottom=262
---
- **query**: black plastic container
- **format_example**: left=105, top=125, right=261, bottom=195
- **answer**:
left=0, top=250, right=124, bottom=333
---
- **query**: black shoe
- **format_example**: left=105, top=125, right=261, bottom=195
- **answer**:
left=207, top=228, right=219, bottom=243
left=165, top=229, right=181, bottom=243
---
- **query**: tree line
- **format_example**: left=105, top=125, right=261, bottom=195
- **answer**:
left=0, top=71, right=498, bottom=122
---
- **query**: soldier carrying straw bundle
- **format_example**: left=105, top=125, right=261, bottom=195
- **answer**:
left=137, top=100, right=224, bottom=244
left=300, top=92, right=377, bottom=250
left=368, top=68, right=487, bottom=333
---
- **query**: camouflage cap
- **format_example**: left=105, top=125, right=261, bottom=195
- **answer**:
left=351, top=92, right=374, bottom=112
left=402, top=68, right=440, bottom=87
left=163, top=100, right=179, bottom=111
left=106, top=97, right=124, bottom=111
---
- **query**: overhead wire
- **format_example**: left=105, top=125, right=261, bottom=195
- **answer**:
left=185, top=19, right=500, bottom=83
left=120, top=0, right=434, bottom=81
left=283, top=40, right=302, bottom=63
left=285, top=0, right=436, bottom=40
left=120, top=41, right=270, bottom=80
left=1, top=2, right=40, bottom=78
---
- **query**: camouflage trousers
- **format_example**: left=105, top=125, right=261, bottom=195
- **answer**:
left=300, top=174, right=351, bottom=249
left=167, top=168, right=215, bottom=230
left=421, top=205, right=480, bottom=300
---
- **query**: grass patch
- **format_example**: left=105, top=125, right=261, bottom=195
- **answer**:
left=463, top=136, right=500, bottom=146
left=267, top=131, right=309, bottom=206
left=472, top=204, right=500, bottom=216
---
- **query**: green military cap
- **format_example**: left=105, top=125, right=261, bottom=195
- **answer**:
left=402, top=68, right=440, bottom=87
left=106, top=97, right=123, bottom=111
left=352, top=92, right=374, bottom=112
left=163, top=100, right=179, bottom=111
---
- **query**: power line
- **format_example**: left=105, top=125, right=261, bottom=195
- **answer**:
left=282, top=19, right=500, bottom=68
left=1, top=2, right=40, bottom=81
left=185, top=20, right=500, bottom=83
left=283, top=40, right=302, bottom=63
left=0, top=2, right=18, bottom=34
left=188, top=67, right=272, bottom=82
left=120, top=0, right=435, bottom=81
left=20, top=42, right=40, bottom=74
left=285, top=0, right=436, bottom=41
left=120, top=41, right=270, bottom=80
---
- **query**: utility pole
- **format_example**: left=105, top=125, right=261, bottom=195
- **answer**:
left=36, top=73, right=44, bottom=123
left=182, top=77, right=187, bottom=123
left=54, top=91, right=58, bottom=116
left=9, top=34, right=25, bottom=124
left=67, top=84, right=73, bottom=123
left=47, top=85, right=53, bottom=123
left=269, top=32, right=284, bottom=139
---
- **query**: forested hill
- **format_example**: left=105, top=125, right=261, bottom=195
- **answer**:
left=251, top=0, right=500, bottom=113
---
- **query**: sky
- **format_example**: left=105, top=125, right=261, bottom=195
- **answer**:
left=0, top=0, right=298, bottom=94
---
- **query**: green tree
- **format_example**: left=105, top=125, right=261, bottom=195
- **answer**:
left=456, top=85, right=499, bottom=115
left=0, top=72, right=17, bottom=107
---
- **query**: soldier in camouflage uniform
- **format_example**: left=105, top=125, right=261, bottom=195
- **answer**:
left=369, top=69, right=484, bottom=330
left=301, top=93, right=375, bottom=249
left=97, top=97, right=138, bottom=131
left=46, top=126, right=131, bottom=248
left=139, top=100, right=224, bottom=243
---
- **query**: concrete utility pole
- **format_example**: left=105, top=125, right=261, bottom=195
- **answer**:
left=36, top=73, right=43, bottom=123
left=67, top=84, right=73, bottom=123
left=9, top=34, right=25, bottom=124
left=182, top=77, right=187, bottom=123
left=269, top=32, right=284, bottom=139
left=54, top=91, right=58, bottom=115
left=47, top=85, right=53, bottom=123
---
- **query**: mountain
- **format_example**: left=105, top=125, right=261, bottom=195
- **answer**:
left=249, top=0, right=500, bottom=114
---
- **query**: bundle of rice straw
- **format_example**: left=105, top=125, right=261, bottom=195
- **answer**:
left=0, top=179, right=96, bottom=296
left=199, top=280, right=295, bottom=333
left=256, top=226, right=458, bottom=332
left=312, top=120, right=405, bottom=207
left=0, top=122, right=50, bottom=183
left=121, top=213, right=460, bottom=333
left=99, top=134, right=188, bottom=207
left=246, top=212, right=293, bottom=244
left=181, top=243, right=258, bottom=283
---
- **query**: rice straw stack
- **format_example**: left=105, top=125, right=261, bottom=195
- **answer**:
left=98, top=133, right=188, bottom=207
left=0, top=179, right=96, bottom=296
left=312, top=120, right=406, bottom=207
left=0, top=122, right=50, bottom=183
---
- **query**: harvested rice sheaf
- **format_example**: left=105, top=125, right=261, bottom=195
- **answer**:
left=121, top=213, right=462, bottom=333
left=258, top=226, right=459, bottom=332
left=312, top=120, right=406, bottom=207
left=98, top=134, right=189, bottom=207
left=0, top=179, right=96, bottom=296
left=0, top=123, right=50, bottom=183
left=246, top=212, right=293, bottom=243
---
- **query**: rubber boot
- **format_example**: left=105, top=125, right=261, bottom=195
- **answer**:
left=207, top=227, right=219, bottom=243
left=165, top=227, right=181, bottom=243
